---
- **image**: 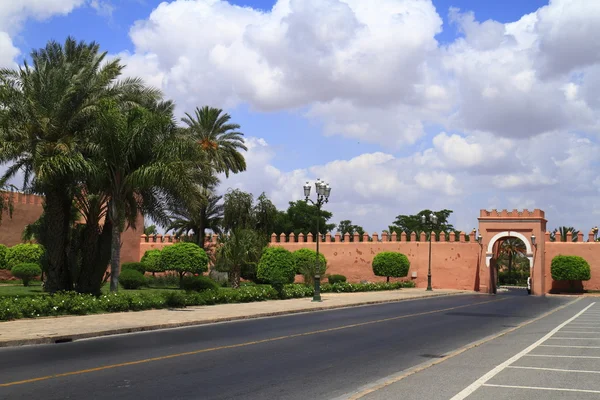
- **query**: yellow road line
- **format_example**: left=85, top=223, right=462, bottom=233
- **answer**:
left=345, top=297, right=582, bottom=399
left=0, top=297, right=506, bottom=388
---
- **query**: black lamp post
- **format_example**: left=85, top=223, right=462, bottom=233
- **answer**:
left=304, top=179, right=331, bottom=302
left=421, top=213, right=438, bottom=291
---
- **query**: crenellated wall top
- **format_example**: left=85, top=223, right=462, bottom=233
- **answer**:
left=479, top=208, right=545, bottom=218
left=268, top=231, right=478, bottom=243
left=1, top=190, right=43, bottom=206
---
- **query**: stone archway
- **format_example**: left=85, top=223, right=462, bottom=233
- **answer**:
left=478, top=209, right=547, bottom=295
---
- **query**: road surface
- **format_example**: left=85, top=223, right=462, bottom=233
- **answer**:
left=0, top=290, right=575, bottom=399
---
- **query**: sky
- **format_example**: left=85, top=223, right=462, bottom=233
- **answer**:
left=1, top=0, right=600, bottom=234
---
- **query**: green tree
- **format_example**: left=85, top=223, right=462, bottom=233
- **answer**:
left=551, top=255, right=591, bottom=291
left=0, top=37, right=129, bottom=293
left=88, top=98, right=208, bottom=292
left=223, top=189, right=255, bottom=232
left=168, top=186, right=224, bottom=248
left=337, top=220, right=366, bottom=241
left=144, top=225, right=158, bottom=236
left=182, top=106, right=247, bottom=177
left=499, top=238, right=526, bottom=285
left=388, top=209, right=455, bottom=240
left=293, top=248, right=326, bottom=284
left=550, top=227, right=580, bottom=242
left=160, top=242, right=209, bottom=286
left=274, top=200, right=335, bottom=236
left=253, top=193, right=278, bottom=236
left=372, top=252, right=410, bottom=282
left=214, top=229, right=267, bottom=288
left=0, top=185, right=15, bottom=226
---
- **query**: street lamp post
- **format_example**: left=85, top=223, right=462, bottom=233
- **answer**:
left=304, top=179, right=331, bottom=302
left=421, top=213, right=438, bottom=291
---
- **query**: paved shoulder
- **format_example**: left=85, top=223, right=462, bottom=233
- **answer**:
left=353, top=297, right=596, bottom=400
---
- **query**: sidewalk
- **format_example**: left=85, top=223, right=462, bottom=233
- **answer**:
left=0, top=289, right=470, bottom=347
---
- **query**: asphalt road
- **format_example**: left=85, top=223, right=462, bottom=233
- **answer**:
left=0, top=290, right=572, bottom=400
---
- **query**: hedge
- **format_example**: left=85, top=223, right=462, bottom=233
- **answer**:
left=372, top=252, right=410, bottom=282
left=293, top=248, right=327, bottom=285
left=0, top=244, right=7, bottom=270
left=11, top=263, right=42, bottom=286
left=181, top=276, right=220, bottom=292
left=118, top=269, right=146, bottom=290
left=121, top=262, right=146, bottom=275
left=551, top=255, right=591, bottom=286
left=257, top=247, right=295, bottom=294
left=5, top=244, right=45, bottom=270
left=327, top=274, right=347, bottom=284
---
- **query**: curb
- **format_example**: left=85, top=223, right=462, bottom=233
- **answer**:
left=0, top=291, right=471, bottom=348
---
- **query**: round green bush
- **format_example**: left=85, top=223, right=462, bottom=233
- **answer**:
left=181, top=276, right=219, bottom=292
left=257, top=247, right=295, bottom=287
left=0, top=244, right=7, bottom=270
left=372, top=252, right=410, bottom=282
left=121, top=262, right=146, bottom=275
left=11, top=263, right=42, bottom=286
left=141, top=249, right=164, bottom=273
left=551, top=255, right=591, bottom=282
left=328, top=274, right=347, bottom=284
left=5, top=244, right=44, bottom=270
left=118, top=269, right=146, bottom=290
left=293, top=248, right=327, bottom=284
left=160, top=242, right=209, bottom=282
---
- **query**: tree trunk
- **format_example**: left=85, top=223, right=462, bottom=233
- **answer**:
left=507, top=252, right=513, bottom=285
left=386, top=276, right=390, bottom=283
left=229, top=264, right=241, bottom=289
left=198, top=208, right=206, bottom=249
left=42, top=190, right=72, bottom=293
left=76, top=218, right=112, bottom=295
left=109, top=202, right=122, bottom=292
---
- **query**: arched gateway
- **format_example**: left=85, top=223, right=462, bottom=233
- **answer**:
left=478, top=209, right=547, bottom=295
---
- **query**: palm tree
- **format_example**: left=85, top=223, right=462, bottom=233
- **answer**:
left=500, top=238, right=527, bottom=285
left=550, top=226, right=579, bottom=242
left=181, top=106, right=247, bottom=177
left=214, top=229, right=266, bottom=288
left=0, top=37, right=133, bottom=293
left=87, top=98, right=211, bottom=292
left=168, top=187, right=224, bottom=248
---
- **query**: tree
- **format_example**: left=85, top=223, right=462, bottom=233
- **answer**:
left=337, top=220, right=366, bottom=241
left=182, top=106, right=247, bottom=177
left=499, top=238, right=527, bottom=285
left=372, top=252, right=410, bottom=282
left=274, top=201, right=335, bottom=236
left=0, top=37, right=128, bottom=292
left=293, top=249, right=327, bottom=285
left=551, top=255, right=591, bottom=291
left=550, top=227, right=580, bottom=242
left=0, top=185, right=15, bottom=226
left=388, top=209, right=455, bottom=239
left=160, top=242, right=209, bottom=286
left=168, top=187, right=224, bottom=248
left=222, top=189, right=255, bottom=232
left=144, top=225, right=158, bottom=236
left=214, top=229, right=266, bottom=288
left=88, top=98, right=208, bottom=292
left=253, top=193, right=278, bottom=237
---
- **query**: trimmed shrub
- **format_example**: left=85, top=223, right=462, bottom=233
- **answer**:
left=293, top=248, right=327, bottom=285
left=160, top=242, right=209, bottom=286
left=328, top=274, right=347, bottom=284
left=257, top=247, right=295, bottom=297
left=141, top=249, right=163, bottom=275
left=121, top=262, right=146, bottom=275
left=181, top=276, right=219, bottom=292
left=11, top=263, right=42, bottom=286
left=0, top=244, right=7, bottom=270
left=372, top=252, right=410, bottom=282
left=551, top=255, right=591, bottom=290
left=5, top=244, right=44, bottom=270
left=118, top=269, right=146, bottom=290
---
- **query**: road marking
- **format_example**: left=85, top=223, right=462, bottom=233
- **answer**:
left=449, top=302, right=595, bottom=400
left=549, top=337, right=600, bottom=340
left=0, top=297, right=505, bottom=388
left=482, top=384, right=600, bottom=394
left=559, top=330, right=600, bottom=333
left=540, top=345, right=600, bottom=348
left=340, top=297, right=582, bottom=400
left=508, top=366, right=600, bottom=374
left=524, top=354, right=600, bottom=359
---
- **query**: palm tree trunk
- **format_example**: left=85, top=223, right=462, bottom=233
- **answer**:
left=109, top=201, right=122, bottom=292
left=229, top=264, right=241, bottom=289
left=507, top=252, right=513, bottom=285
left=42, top=190, right=72, bottom=293
left=198, top=208, right=206, bottom=249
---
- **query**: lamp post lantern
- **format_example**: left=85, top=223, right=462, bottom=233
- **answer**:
left=304, top=179, right=331, bottom=302
left=421, top=213, right=438, bottom=291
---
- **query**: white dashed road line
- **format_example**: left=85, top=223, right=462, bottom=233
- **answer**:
left=449, top=302, right=597, bottom=400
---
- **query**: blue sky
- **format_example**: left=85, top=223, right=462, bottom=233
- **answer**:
left=4, top=0, right=600, bottom=233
